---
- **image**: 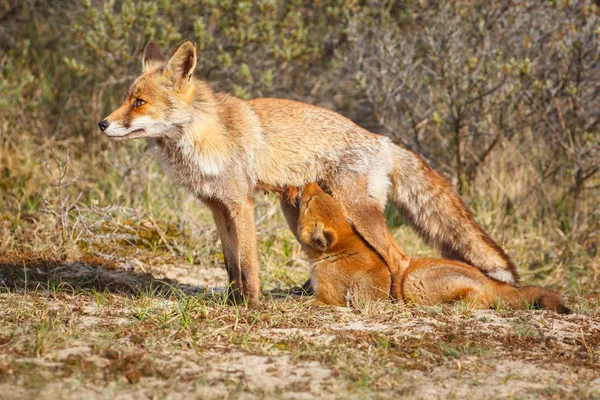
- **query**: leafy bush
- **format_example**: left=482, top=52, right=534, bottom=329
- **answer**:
left=347, top=0, right=600, bottom=242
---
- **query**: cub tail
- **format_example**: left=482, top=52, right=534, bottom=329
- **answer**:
left=402, top=258, right=570, bottom=314
left=496, top=284, right=571, bottom=314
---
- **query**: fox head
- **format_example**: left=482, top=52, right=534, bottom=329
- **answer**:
left=98, top=41, right=206, bottom=140
left=298, top=183, right=355, bottom=253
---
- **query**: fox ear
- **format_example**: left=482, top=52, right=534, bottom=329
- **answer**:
left=309, top=221, right=337, bottom=252
left=142, top=41, right=166, bottom=73
left=165, top=41, right=197, bottom=90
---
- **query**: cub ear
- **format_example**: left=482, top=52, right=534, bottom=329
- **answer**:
left=165, top=41, right=197, bottom=90
left=142, top=41, right=167, bottom=73
left=309, top=221, right=338, bottom=252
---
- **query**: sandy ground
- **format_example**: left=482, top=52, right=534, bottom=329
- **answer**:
left=0, top=259, right=598, bottom=399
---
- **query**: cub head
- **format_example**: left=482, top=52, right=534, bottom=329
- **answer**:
left=298, top=183, right=354, bottom=253
left=98, top=41, right=207, bottom=140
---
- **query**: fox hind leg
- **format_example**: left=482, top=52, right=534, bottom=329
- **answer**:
left=327, top=173, right=410, bottom=302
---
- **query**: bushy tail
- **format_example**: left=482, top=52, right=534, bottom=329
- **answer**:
left=389, top=146, right=520, bottom=284
left=497, top=284, right=571, bottom=314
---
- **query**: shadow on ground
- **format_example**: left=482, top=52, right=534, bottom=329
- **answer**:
left=0, top=256, right=209, bottom=297
left=0, top=255, right=307, bottom=301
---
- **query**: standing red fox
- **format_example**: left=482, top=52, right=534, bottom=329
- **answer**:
left=99, top=41, right=519, bottom=305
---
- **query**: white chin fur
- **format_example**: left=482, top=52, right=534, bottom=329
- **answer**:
left=486, top=270, right=516, bottom=285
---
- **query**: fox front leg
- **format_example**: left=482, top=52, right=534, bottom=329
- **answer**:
left=206, top=197, right=260, bottom=306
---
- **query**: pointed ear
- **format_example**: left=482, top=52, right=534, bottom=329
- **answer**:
left=142, top=41, right=166, bottom=73
left=309, top=221, right=338, bottom=252
left=165, top=41, right=197, bottom=90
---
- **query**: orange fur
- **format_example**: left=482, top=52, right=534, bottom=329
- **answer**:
left=100, top=41, right=521, bottom=305
left=297, top=183, right=570, bottom=313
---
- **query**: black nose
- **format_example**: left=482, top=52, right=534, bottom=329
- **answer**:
left=98, top=120, right=109, bottom=131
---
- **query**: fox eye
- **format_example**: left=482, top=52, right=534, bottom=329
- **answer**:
left=132, top=98, right=146, bottom=108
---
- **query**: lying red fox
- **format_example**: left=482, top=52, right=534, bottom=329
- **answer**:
left=294, top=183, right=570, bottom=313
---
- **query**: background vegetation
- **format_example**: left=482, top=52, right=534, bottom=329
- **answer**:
left=1, top=0, right=599, bottom=297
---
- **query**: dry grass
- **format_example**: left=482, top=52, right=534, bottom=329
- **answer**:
left=1, top=136, right=599, bottom=398
left=0, top=270, right=598, bottom=399
left=0, top=203, right=599, bottom=398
